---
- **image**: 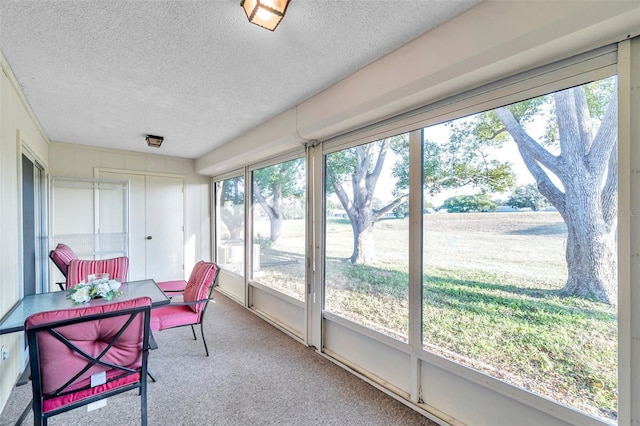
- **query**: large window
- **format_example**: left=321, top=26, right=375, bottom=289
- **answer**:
left=251, top=158, right=306, bottom=300
left=216, top=176, right=245, bottom=276
left=210, top=45, right=628, bottom=426
left=421, top=77, right=618, bottom=421
left=324, top=135, right=410, bottom=341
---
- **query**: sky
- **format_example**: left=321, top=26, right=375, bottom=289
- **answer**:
left=371, top=120, right=545, bottom=207
left=329, top=101, right=568, bottom=211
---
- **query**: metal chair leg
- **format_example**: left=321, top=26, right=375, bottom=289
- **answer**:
left=200, top=322, right=209, bottom=357
left=146, top=331, right=158, bottom=383
left=141, top=380, right=148, bottom=426
left=190, top=324, right=197, bottom=340
left=15, top=398, right=32, bottom=425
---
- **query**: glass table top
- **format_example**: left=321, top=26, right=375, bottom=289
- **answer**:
left=0, top=279, right=169, bottom=335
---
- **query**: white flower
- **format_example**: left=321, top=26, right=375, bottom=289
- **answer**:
left=67, top=278, right=122, bottom=304
left=95, top=282, right=112, bottom=297
left=71, top=286, right=91, bottom=304
left=108, top=280, right=121, bottom=291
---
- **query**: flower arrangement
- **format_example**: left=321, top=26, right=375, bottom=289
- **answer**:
left=67, top=273, right=123, bottom=305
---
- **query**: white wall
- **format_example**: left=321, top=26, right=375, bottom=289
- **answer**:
left=48, top=141, right=212, bottom=278
left=0, top=54, right=50, bottom=414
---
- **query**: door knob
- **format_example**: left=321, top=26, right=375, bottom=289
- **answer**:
left=146, top=236, right=152, bottom=240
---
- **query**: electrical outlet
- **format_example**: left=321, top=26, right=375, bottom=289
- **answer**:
left=1, top=346, right=8, bottom=362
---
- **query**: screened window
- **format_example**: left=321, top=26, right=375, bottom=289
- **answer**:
left=421, top=77, right=618, bottom=422
left=324, top=134, right=411, bottom=341
left=216, top=176, right=245, bottom=276
left=251, top=158, right=306, bottom=300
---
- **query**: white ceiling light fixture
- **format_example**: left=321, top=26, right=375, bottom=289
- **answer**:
left=241, top=0, right=290, bottom=31
left=146, top=135, right=164, bottom=148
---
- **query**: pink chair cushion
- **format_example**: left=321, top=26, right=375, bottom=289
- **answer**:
left=50, top=243, right=78, bottom=276
left=157, top=280, right=187, bottom=293
left=25, top=297, right=151, bottom=412
left=66, top=257, right=129, bottom=288
left=182, top=261, right=218, bottom=313
left=44, top=371, right=140, bottom=413
left=150, top=305, right=200, bottom=331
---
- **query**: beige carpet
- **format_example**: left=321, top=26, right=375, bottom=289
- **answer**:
left=0, top=292, right=438, bottom=425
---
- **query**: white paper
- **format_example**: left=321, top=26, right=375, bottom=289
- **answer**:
left=90, top=371, right=107, bottom=387
left=87, top=399, right=107, bottom=412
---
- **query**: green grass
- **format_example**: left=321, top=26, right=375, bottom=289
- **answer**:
left=421, top=267, right=616, bottom=417
left=252, top=212, right=617, bottom=421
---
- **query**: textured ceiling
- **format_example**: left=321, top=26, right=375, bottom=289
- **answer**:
left=0, top=0, right=479, bottom=159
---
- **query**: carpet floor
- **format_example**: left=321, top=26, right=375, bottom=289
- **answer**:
left=0, top=292, right=438, bottom=425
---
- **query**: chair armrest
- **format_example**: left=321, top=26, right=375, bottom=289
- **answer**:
left=168, top=297, right=212, bottom=307
left=163, top=289, right=185, bottom=299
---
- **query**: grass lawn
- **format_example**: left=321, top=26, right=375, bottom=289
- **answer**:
left=255, top=212, right=617, bottom=421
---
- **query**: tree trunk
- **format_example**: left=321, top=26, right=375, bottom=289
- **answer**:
left=563, top=222, right=617, bottom=304
left=270, top=214, right=282, bottom=242
left=560, top=186, right=617, bottom=304
left=494, top=85, right=617, bottom=305
left=220, top=205, right=244, bottom=241
left=350, top=211, right=374, bottom=264
left=253, top=181, right=283, bottom=242
left=270, top=185, right=282, bottom=241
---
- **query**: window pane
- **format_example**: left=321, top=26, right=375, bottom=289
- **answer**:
left=251, top=158, right=306, bottom=300
left=421, top=78, right=617, bottom=422
left=216, top=176, right=245, bottom=276
left=324, top=135, right=410, bottom=341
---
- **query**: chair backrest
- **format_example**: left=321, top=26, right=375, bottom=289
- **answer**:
left=183, top=261, right=220, bottom=314
left=25, top=297, right=151, bottom=418
left=49, top=243, right=79, bottom=277
left=66, top=257, right=129, bottom=288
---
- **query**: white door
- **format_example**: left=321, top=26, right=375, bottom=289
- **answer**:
left=100, top=172, right=184, bottom=281
left=145, top=175, right=184, bottom=281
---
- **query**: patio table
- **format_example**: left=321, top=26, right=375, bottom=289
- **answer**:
left=0, top=279, right=169, bottom=386
left=0, top=279, right=169, bottom=335
left=0, top=279, right=169, bottom=424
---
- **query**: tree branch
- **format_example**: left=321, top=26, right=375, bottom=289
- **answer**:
left=515, top=144, right=566, bottom=216
left=372, top=194, right=409, bottom=221
left=601, top=144, right=618, bottom=227
left=366, top=140, right=388, bottom=194
left=494, top=107, right=559, bottom=172
left=572, top=87, right=594, bottom=150
left=252, top=181, right=275, bottom=221
left=333, top=181, right=355, bottom=221
left=554, top=89, right=585, bottom=159
left=587, top=84, right=618, bottom=180
left=485, top=127, right=509, bottom=141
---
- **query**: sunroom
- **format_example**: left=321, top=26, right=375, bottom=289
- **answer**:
left=0, top=1, right=639, bottom=425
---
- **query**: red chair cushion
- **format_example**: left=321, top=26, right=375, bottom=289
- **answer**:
left=50, top=243, right=78, bottom=276
left=44, top=372, right=140, bottom=413
left=157, top=280, right=187, bottom=293
left=150, top=305, right=200, bottom=331
left=182, top=261, right=218, bottom=313
left=67, top=257, right=129, bottom=288
left=25, top=297, right=151, bottom=412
